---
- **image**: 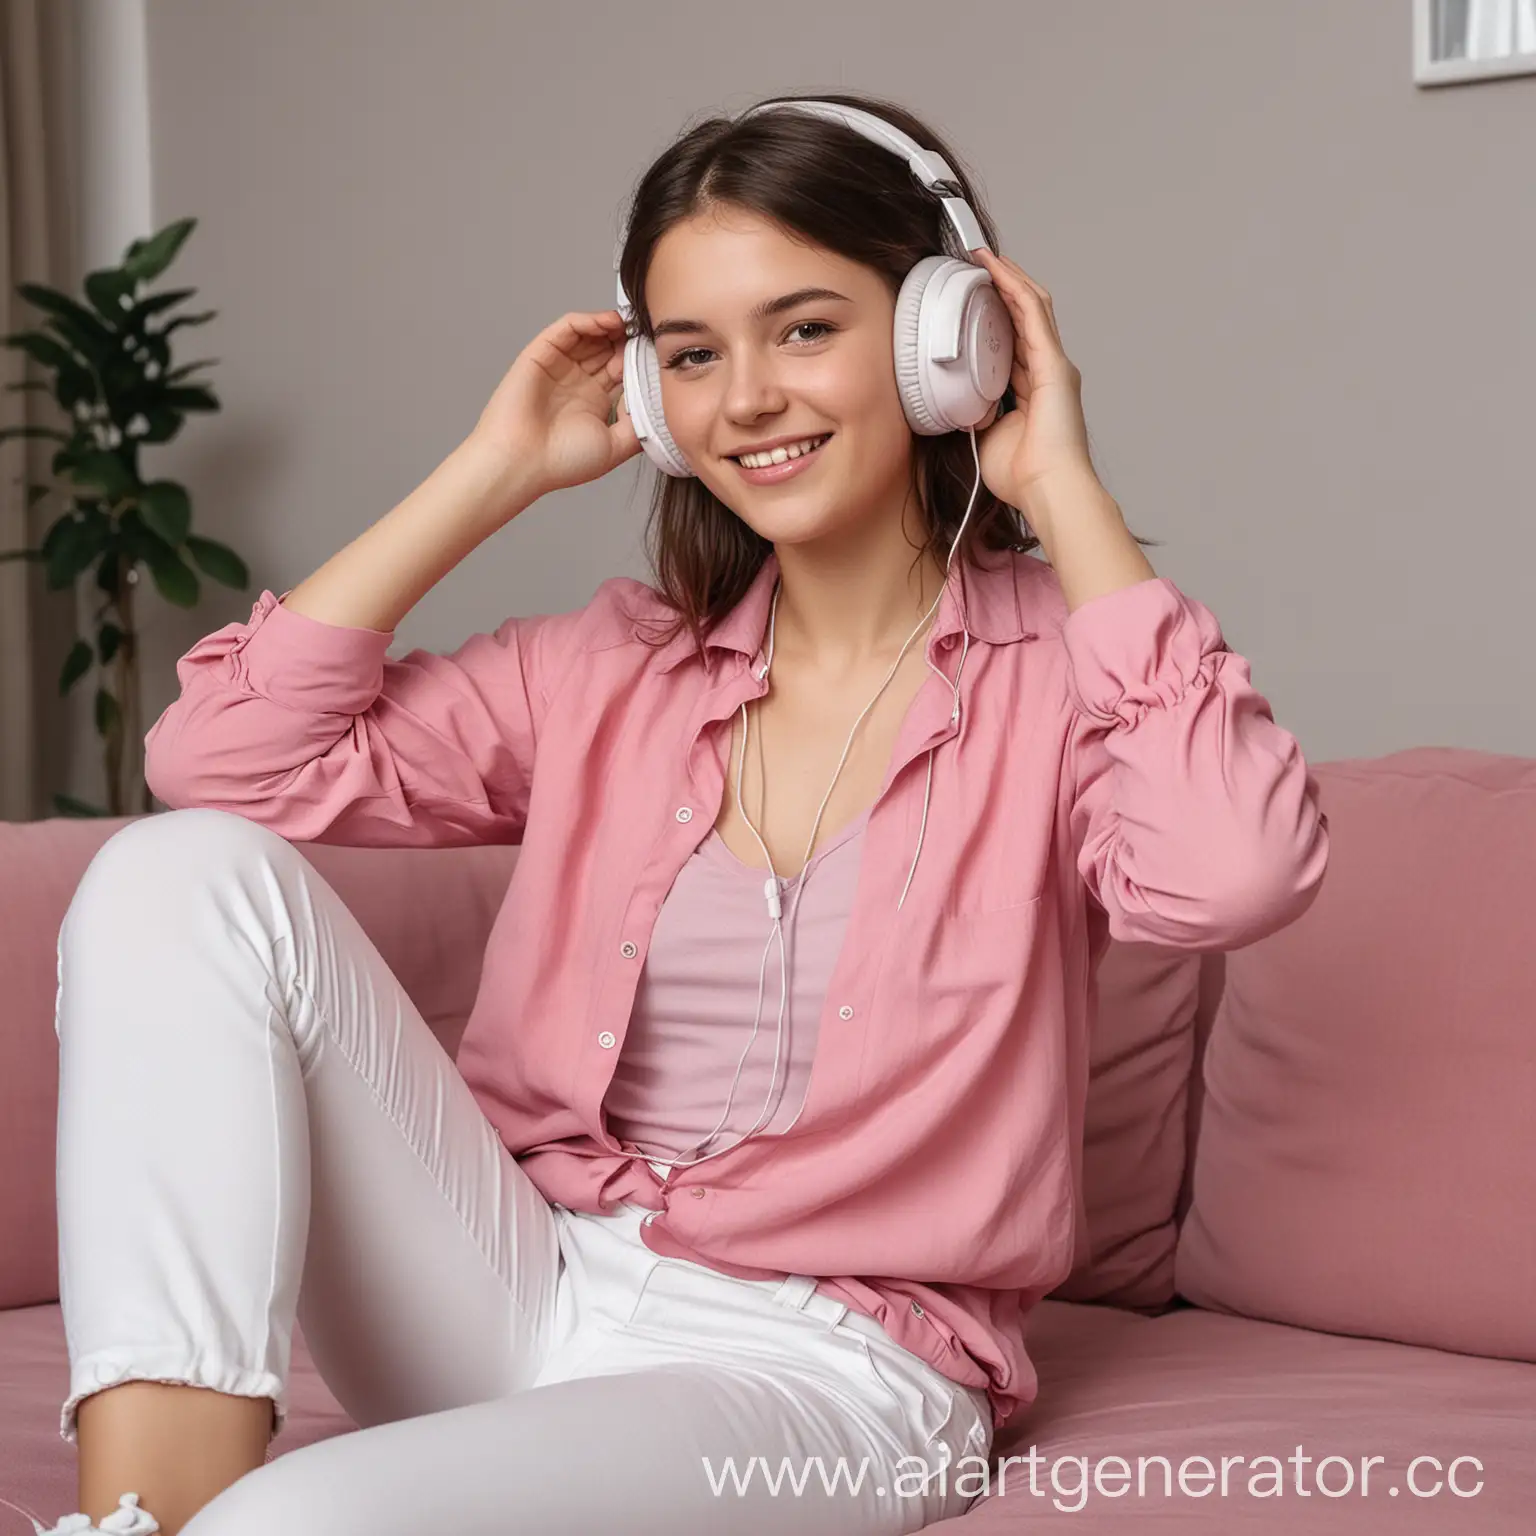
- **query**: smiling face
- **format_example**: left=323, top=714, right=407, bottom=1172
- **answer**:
left=643, top=203, right=917, bottom=550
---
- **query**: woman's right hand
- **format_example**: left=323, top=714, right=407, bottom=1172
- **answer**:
left=468, top=309, right=643, bottom=505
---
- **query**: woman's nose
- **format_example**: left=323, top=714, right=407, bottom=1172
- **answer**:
left=722, top=357, right=786, bottom=417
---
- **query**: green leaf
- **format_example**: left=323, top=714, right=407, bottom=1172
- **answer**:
left=38, top=513, right=68, bottom=559
left=131, top=332, right=171, bottom=373
left=53, top=792, right=109, bottom=817
left=59, top=638, right=93, bottom=694
left=137, top=480, right=192, bottom=546
left=44, top=516, right=107, bottom=589
left=69, top=452, right=136, bottom=502
left=17, top=282, right=117, bottom=342
left=129, top=287, right=197, bottom=321
left=185, top=533, right=248, bottom=588
left=159, top=310, right=218, bottom=337
left=97, top=622, right=124, bottom=665
left=26, top=483, right=55, bottom=508
left=94, top=686, right=120, bottom=735
left=23, top=285, right=117, bottom=363
left=41, top=506, right=109, bottom=589
left=135, top=404, right=183, bottom=445
left=122, top=218, right=197, bottom=284
left=142, top=544, right=200, bottom=607
left=159, top=385, right=220, bottom=412
left=55, top=363, right=99, bottom=412
left=83, top=268, right=136, bottom=322
left=2, top=330, right=77, bottom=371
left=163, top=358, right=219, bottom=382
left=43, top=314, right=111, bottom=366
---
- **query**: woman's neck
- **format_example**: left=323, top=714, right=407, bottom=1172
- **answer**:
left=769, top=522, right=953, bottom=674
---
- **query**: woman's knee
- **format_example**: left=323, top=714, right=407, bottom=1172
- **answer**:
left=67, top=809, right=300, bottom=926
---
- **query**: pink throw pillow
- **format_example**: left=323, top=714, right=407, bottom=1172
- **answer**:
left=1176, top=748, right=1536, bottom=1363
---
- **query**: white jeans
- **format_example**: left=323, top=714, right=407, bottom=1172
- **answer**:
left=53, top=809, right=992, bottom=1534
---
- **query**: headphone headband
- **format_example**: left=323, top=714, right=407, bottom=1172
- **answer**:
left=615, top=98, right=986, bottom=317
left=735, top=100, right=986, bottom=255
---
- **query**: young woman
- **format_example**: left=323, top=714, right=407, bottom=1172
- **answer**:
left=40, top=91, right=1329, bottom=1536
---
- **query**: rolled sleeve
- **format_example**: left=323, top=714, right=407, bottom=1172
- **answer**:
left=1062, top=575, right=1221, bottom=726
left=144, top=588, right=575, bottom=848
left=234, top=588, right=393, bottom=715
left=1063, top=577, right=1329, bottom=949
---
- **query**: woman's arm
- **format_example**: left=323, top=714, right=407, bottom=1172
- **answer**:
left=142, top=438, right=570, bottom=848
left=144, top=308, right=639, bottom=846
left=1063, top=571, right=1330, bottom=951
left=1016, top=472, right=1328, bottom=950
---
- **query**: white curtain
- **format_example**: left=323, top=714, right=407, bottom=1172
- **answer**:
left=1460, top=0, right=1536, bottom=58
left=0, top=0, right=53, bottom=820
left=1, top=0, right=82, bottom=820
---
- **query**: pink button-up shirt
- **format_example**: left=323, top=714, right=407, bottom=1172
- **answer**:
left=143, top=546, right=1330, bottom=1430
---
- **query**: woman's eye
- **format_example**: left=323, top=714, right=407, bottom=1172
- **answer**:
left=662, top=321, right=835, bottom=372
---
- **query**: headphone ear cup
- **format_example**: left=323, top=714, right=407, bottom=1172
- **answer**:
left=892, top=256, right=949, bottom=436
left=893, top=255, right=1012, bottom=436
left=624, top=334, right=694, bottom=477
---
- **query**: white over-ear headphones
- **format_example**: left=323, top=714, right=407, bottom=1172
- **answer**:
left=613, top=98, right=1013, bottom=477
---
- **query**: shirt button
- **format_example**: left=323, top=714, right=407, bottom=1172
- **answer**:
left=675, top=806, right=693, bottom=822
left=620, top=941, right=638, bottom=958
left=690, top=1187, right=706, bottom=1198
left=838, top=1004, right=854, bottom=1019
left=911, top=1301, right=925, bottom=1317
left=597, top=1031, right=616, bottom=1048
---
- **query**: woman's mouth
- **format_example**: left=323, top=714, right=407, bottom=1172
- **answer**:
left=727, top=433, right=832, bottom=485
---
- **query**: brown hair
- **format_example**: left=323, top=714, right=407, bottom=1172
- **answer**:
left=616, top=88, right=1155, bottom=662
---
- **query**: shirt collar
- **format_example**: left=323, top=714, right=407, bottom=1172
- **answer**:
left=653, top=545, right=1044, bottom=675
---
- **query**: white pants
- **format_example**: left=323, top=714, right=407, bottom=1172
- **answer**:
left=53, top=809, right=992, bottom=1534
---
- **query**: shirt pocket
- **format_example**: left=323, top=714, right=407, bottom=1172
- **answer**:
left=948, top=882, right=1046, bottom=917
left=933, top=803, right=1053, bottom=916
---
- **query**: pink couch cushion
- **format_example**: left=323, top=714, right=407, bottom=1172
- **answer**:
left=974, top=1300, right=1536, bottom=1530
left=1048, top=939, right=1202, bottom=1310
left=0, top=815, right=518, bottom=1310
left=1176, top=748, right=1536, bottom=1363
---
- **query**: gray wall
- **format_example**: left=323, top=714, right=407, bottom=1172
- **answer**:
left=103, top=1, right=1536, bottom=789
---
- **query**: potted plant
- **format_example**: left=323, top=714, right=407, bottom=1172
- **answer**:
left=0, top=216, right=249, bottom=817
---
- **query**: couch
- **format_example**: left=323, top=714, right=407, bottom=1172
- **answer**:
left=1, top=745, right=1531, bottom=1532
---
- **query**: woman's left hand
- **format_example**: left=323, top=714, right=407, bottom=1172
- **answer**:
left=970, top=248, right=1098, bottom=510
